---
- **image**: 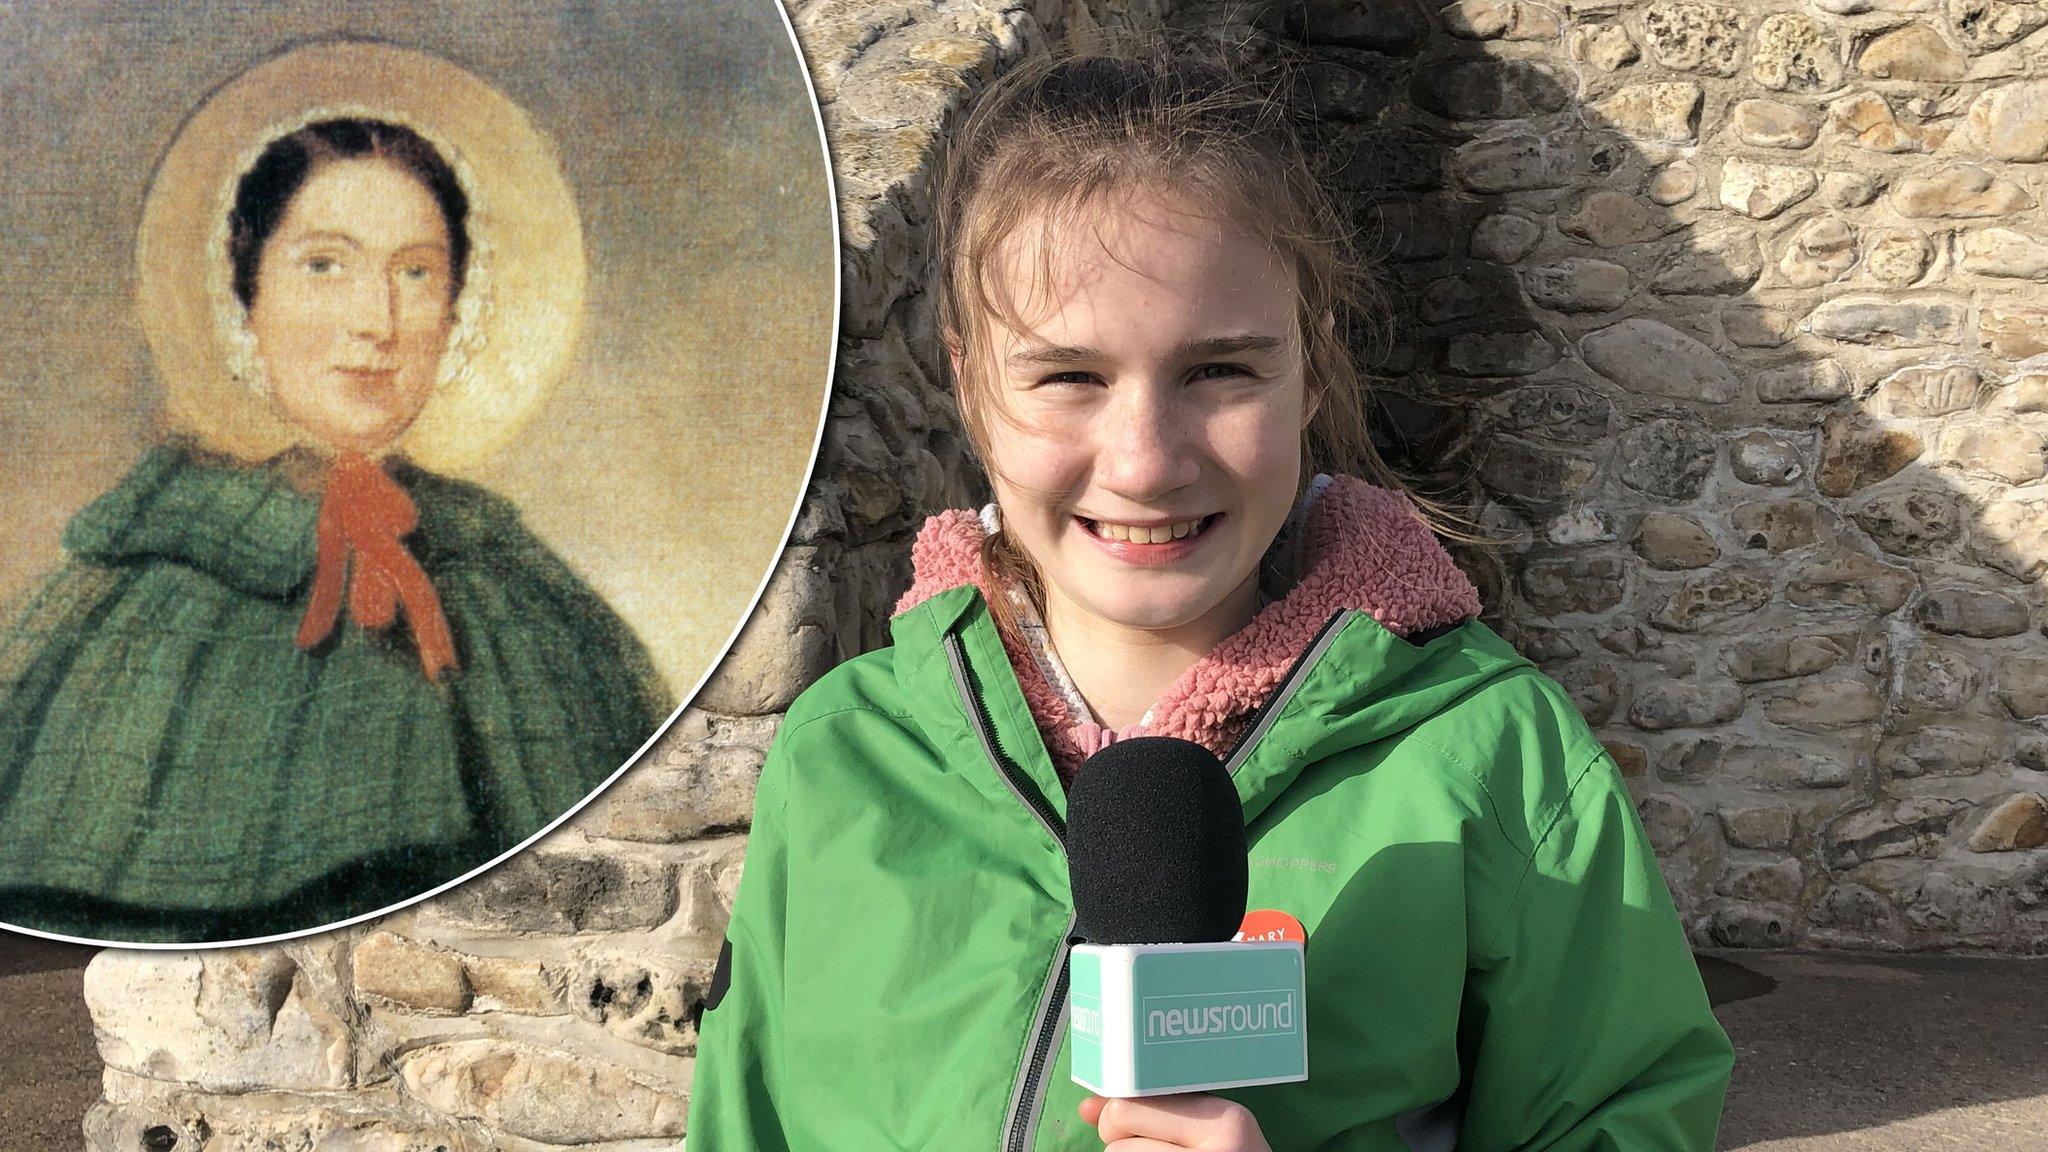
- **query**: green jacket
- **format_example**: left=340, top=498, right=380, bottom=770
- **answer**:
left=688, top=580, right=1733, bottom=1149
left=0, top=445, right=674, bottom=942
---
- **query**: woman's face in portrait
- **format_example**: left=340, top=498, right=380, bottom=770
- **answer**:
left=248, top=157, right=457, bottom=454
left=974, top=187, right=1306, bottom=638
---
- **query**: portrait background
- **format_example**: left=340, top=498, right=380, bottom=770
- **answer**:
left=0, top=0, right=835, bottom=694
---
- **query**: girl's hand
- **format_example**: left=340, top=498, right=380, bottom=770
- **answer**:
left=1078, top=1094, right=1273, bottom=1151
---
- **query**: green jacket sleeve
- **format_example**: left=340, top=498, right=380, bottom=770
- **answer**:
left=685, top=737, right=794, bottom=1151
left=1459, top=743, right=1735, bottom=1151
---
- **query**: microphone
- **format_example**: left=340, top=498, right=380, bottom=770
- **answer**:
left=1065, top=737, right=1308, bottom=1098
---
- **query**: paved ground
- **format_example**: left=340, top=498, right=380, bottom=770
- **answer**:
left=0, top=939, right=2043, bottom=1151
left=0, top=935, right=100, bottom=1152
left=1703, top=951, right=2048, bottom=1151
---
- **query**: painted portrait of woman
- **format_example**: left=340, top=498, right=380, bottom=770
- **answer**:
left=0, top=37, right=829, bottom=944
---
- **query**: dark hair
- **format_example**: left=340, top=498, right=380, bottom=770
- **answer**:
left=227, top=118, right=470, bottom=308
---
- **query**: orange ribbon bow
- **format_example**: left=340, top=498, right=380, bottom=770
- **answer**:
left=295, top=451, right=459, bottom=682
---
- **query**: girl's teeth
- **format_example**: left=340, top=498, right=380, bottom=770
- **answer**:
left=1092, top=517, right=1205, bottom=543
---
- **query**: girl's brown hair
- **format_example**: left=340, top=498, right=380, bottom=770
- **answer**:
left=932, top=41, right=1463, bottom=638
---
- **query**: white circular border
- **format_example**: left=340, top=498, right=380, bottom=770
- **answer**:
left=8, top=17, right=840, bottom=949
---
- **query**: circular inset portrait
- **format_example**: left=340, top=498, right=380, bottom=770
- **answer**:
left=0, top=12, right=834, bottom=944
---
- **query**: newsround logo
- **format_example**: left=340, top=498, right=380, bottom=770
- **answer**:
left=1072, top=1001, right=1103, bottom=1038
left=1140, top=990, right=1298, bottom=1045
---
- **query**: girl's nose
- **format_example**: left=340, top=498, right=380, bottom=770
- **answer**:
left=1098, top=379, right=1199, bottom=501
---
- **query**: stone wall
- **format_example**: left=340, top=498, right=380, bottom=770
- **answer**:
left=74, top=0, right=2048, bottom=1149
left=1196, top=0, right=2047, bottom=952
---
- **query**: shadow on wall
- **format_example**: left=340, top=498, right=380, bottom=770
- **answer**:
left=1162, top=0, right=2048, bottom=1144
left=1176, top=3, right=2048, bottom=951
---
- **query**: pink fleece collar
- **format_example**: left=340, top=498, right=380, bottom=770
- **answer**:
left=893, top=476, right=1482, bottom=780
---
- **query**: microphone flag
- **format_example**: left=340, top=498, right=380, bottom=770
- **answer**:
left=1064, top=737, right=1308, bottom=1097
left=1069, top=939, right=1307, bottom=1097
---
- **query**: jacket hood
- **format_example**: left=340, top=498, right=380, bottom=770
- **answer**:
left=891, top=476, right=1488, bottom=783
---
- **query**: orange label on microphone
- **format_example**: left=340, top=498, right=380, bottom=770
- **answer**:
left=1234, top=909, right=1305, bottom=943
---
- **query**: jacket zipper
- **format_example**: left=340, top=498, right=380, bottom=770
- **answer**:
left=944, top=635, right=1070, bottom=1152
left=1221, top=610, right=1350, bottom=774
left=946, top=635, right=1065, bottom=844
left=944, top=612, right=1348, bottom=1152
left=1002, top=915, right=1077, bottom=1152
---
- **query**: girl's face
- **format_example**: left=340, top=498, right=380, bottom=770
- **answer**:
left=249, top=157, right=457, bottom=455
left=971, top=189, right=1306, bottom=639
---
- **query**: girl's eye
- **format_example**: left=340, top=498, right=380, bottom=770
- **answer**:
left=1038, top=371, right=1103, bottom=388
left=306, top=256, right=339, bottom=274
left=401, top=265, right=434, bottom=281
left=1190, top=362, right=1252, bottom=382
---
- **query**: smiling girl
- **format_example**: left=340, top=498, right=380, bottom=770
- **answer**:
left=687, top=49, right=1732, bottom=1151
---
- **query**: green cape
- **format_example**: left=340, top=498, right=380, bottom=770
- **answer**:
left=0, top=445, right=674, bottom=942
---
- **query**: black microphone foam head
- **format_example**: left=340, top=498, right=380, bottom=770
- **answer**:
left=1065, top=736, right=1248, bottom=945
